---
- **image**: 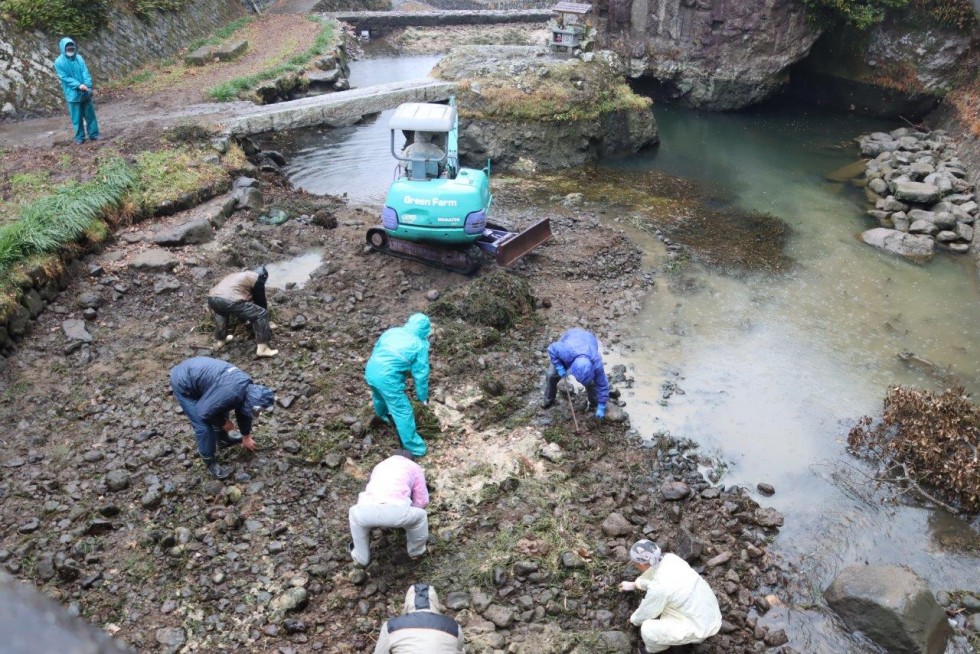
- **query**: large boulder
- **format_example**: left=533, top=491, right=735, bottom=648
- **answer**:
left=894, top=182, right=941, bottom=204
left=435, top=47, right=658, bottom=171
left=824, top=565, right=951, bottom=654
left=861, top=228, right=935, bottom=261
left=622, top=0, right=821, bottom=110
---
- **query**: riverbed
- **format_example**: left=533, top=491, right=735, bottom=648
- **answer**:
left=271, top=54, right=980, bottom=652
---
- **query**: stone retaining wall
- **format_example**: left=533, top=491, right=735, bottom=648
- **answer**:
left=0, top=0, right=246, bottom=118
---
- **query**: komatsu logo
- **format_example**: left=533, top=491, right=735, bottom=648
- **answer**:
left=404, top=195, right=458, bottom=208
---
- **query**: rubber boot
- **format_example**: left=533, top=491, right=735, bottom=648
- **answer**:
left=256, top=343, right=278, bottom=358
left=202, top=456, right=230, bottom=480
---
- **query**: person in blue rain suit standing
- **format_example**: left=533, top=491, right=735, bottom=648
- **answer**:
left=365, top=314, right=432, bottom=457
left=54, top=37, right=100, bottom=144
left=541, top=328, right=610, bottom=419
left=170, top=356, right=275, bottom=480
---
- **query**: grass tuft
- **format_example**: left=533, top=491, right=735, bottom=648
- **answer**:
left=0, top=158, right=135, bottom=280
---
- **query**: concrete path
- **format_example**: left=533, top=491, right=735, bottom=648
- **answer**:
left=224, top=78, right=455, bottom=135
left=324, top=9, right=552, bottom=30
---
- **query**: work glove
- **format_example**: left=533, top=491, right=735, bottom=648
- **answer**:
left=555, top=364, right=567, bottom=378
left=595, top=403, right=606, bottom=419
left=619, top=581, right=636, bottom=592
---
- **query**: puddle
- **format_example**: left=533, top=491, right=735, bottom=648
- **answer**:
left=264, top=250, right=324, bottom=290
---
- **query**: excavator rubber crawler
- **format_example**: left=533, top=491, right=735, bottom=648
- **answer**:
left=366, top=228, right=482, bottom=275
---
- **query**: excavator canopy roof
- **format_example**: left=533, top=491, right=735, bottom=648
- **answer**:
left=389, top=103, right=457, bottom=133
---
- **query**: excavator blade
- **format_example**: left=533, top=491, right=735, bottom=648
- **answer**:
left=493, top=218, right=553, bottom=267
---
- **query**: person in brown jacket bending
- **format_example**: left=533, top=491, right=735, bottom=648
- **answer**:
left=208, top=266, right=278, bottom=358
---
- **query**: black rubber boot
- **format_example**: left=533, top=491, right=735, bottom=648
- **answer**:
left=217, top=431, right=243, bottom=450
left=202, top=456, right=230, bottom=480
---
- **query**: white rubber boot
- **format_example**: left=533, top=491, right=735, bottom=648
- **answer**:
left=256, top=344, right=279, bottom=358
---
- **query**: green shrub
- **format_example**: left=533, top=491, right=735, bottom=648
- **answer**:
left=800, top=0, right=910, bottom=28
left=0, top=0, right=109, bottom=36
left=128, top=0, right=191, bottom=17
left=0, top=0, right=192, bottom=35
left=911, top=0, right=978, bottom=30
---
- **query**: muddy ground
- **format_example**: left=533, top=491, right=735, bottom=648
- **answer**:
left=0, top=157, right=792, bottom=653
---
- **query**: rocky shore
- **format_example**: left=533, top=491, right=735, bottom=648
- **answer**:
left=858, top=127, right=979, bottom=261
left=0, top=154, right=791, bottom=652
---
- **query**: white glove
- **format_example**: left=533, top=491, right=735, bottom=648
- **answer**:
left=620, top=581, right=636, bottom=592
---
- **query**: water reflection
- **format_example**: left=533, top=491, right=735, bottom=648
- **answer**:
left=263, top=55, right=443, bottom=204
left=265, top=250, right=324, bottom=290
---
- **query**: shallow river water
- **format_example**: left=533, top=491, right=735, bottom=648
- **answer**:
left=604, top=103, right=980, bottom=651
left=273, top=54, right=980, bottom=652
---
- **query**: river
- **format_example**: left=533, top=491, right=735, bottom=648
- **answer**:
left=270, top=53, right=980, bottom=652
left=604, top=102, right=980, bottom=652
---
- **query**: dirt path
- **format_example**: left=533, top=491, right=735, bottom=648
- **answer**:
left=0, top=12, right=321, bottom=150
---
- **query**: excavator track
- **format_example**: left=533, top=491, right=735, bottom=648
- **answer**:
left=366, top=228, right=482, bottom=275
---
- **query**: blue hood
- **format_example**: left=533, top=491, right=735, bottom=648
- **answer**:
left=569, top=356, right=595, bottom=386
left=59, top=37, right=76, bottom=58
left=405, top=313, right=431, bottom=340
left=245, top=384, right=275, bottom=410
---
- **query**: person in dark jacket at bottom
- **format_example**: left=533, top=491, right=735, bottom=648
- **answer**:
left=541, top=328, right=610, bottom=419
left=374, top=584, right=465, bottom=653
left=169, top=356, right=275, bottom=479
left=208, top=266, right=278, bottom=358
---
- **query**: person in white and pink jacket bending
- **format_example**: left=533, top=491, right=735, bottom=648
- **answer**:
left=349, top=450, right=430, bottom=566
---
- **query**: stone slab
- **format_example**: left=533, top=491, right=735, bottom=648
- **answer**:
left=185, top=45, right=213, bottom=66
left=213, top=40, right=248, bottom=62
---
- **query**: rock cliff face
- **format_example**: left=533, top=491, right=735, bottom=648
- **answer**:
left=789, top=16, right=977, bottom=118
left=624, top=0, right=821, bottom=110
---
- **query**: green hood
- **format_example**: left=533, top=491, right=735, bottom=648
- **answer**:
left=405, top=313, right=431, bottom=340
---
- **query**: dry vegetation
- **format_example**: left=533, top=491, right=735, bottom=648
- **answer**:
left=848, top=386, right=980, bottom=514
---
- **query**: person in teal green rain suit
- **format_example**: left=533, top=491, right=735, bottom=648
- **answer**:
left=365, top=314, right=431, bottom=457
left=54, top=37, right=100, bottom=144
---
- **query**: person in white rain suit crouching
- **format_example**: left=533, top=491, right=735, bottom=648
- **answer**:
left=621, top=539, right=722, bottom=653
